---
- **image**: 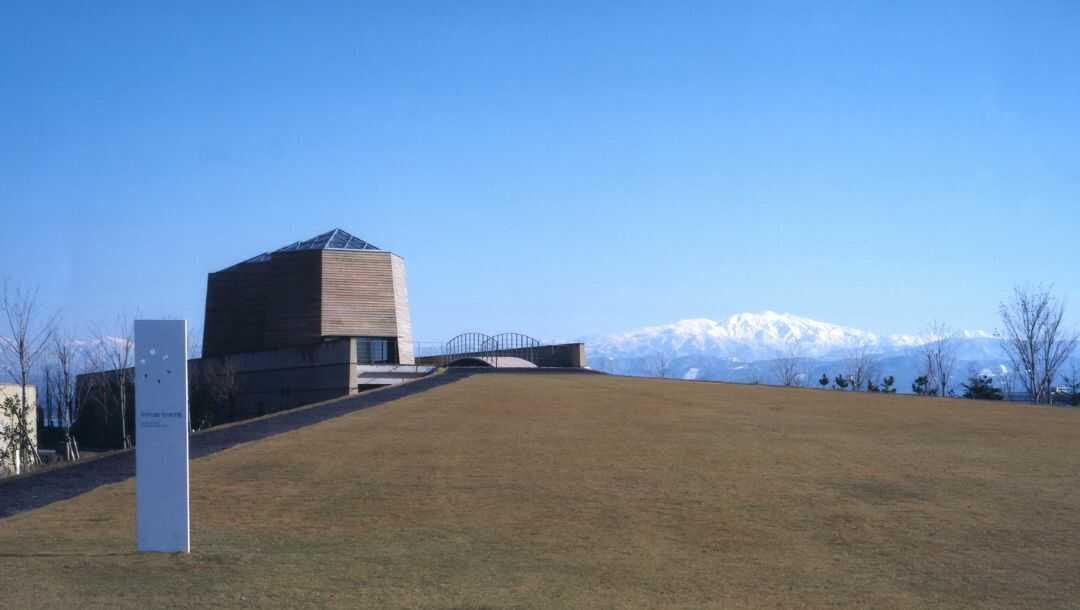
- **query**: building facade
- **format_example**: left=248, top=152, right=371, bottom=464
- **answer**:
left=0, top=383, right=37, bottom=474
left=76, top=229, right=426, bottom=449
left=203, top=228, right=414, bottom=364
left=74, top=228, right=589, bottom=450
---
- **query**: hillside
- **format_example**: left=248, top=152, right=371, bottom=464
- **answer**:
left=3, top=373, right=1080, bottom=609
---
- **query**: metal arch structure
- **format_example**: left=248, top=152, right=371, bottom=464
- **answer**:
left=439, top=331, right=543, bottom=367
left=442, top=332, right=493, bottom=366
left=481, top=332, right=541, bottom=368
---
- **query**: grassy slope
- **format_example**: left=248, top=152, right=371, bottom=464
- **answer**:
left=2, top=374, right=1079, bottom=609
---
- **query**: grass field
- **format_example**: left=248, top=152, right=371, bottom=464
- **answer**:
left=2, top=373, right=1080, bottom=609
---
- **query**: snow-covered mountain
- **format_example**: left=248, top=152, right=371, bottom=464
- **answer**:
left=587, top=311, right=993, bottom=361
left=584, top=311, right=1005, bottom=392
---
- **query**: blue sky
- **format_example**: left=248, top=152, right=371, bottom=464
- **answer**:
left=2, top=2, right=1077, bottom=343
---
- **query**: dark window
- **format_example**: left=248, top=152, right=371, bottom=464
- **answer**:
left=356, top=337, right=399, bottom=364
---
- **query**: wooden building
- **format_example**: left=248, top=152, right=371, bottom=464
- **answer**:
left=202, top=229, right=414, bottom=364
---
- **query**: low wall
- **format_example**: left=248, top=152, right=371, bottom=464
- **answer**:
left=416, top=342, right=587, bottom=368
left=75, top=340, right=356, bottom=449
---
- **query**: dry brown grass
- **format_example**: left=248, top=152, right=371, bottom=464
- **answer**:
left=2, top=374, right=1080, bottom=609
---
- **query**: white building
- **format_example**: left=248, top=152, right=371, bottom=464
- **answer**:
left=0, top=383, right=37, bottom=475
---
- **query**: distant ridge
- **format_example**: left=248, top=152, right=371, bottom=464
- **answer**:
left=582, top=312, right=1009, bottom=391
left=586, top=311, right=997, bottom=361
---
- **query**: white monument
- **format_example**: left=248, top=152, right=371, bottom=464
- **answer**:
left=134, top=319, right=190, bottom=553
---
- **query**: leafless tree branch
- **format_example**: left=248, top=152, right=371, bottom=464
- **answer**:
left=651, top=351, right=670, bottom=379
left=844, top=339, right=879, bottom=391
left=1, top=280, right=58, bottom=467
left=999, top=285, right=1078, bottom=404
left=772, top=337, right=806, bottom=387
left=87, top=314, right=135, bottom=448
left=920, top=322, right=957, bottom=398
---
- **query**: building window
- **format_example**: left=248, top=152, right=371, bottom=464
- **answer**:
left=356, top=337, right=399, bottom=365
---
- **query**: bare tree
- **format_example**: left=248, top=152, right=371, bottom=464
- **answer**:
left=49, top=331, right=82, bottom=460
left=1062, top=361, right=1080, bottom=406
left=844, top=339, right=879, bottom=391
left=187, top=323, right=202, bottom=360
left=1, top=282, right=57, bottom=466
left=651, top=351, right=670, bottom=379
left=189, top=359, right=240, bottom=430
left=999, top=286, right=1078, bottom=404
left=89, top=315, right=135, bottom=448
left=43, top=365, right=57, bottom=429
left=771, top=337, right=805, bottom=387
left=0, top=394, right=36, bottom=475
left=920, top=322, right=957, bottom=398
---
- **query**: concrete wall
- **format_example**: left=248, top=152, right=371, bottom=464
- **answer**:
left=416, top=342, right=588, bottom=368
left=390, top=254, right=415, bottom=365
left=201, top=339, right=354, bottom=420
left=355, top=364, right=434, bottom=388
left=76, top=340, right=356, bottom=449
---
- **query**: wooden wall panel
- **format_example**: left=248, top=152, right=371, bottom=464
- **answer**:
left=204, top=248, right=411, bottom=360
left=203, top=251, right=322, bottom=356
left=263, top=251, right=323, bottom=350
left=203, top=263, right=272, bottom=356
left=320, top=251, right=399, bottom=338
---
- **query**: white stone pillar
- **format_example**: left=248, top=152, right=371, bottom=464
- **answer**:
left=134, top=320, right=190, bottom=553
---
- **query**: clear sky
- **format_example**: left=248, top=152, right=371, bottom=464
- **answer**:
left=2, top=2, right=1078, bottom=343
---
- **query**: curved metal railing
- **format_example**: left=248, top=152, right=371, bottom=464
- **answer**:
left=481, top=333, right=541, bottom=367
left=435, top=331, right=542, bottom=367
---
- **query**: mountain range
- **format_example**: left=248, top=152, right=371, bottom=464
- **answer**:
left=582, top=311, right=1010, bottom=393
